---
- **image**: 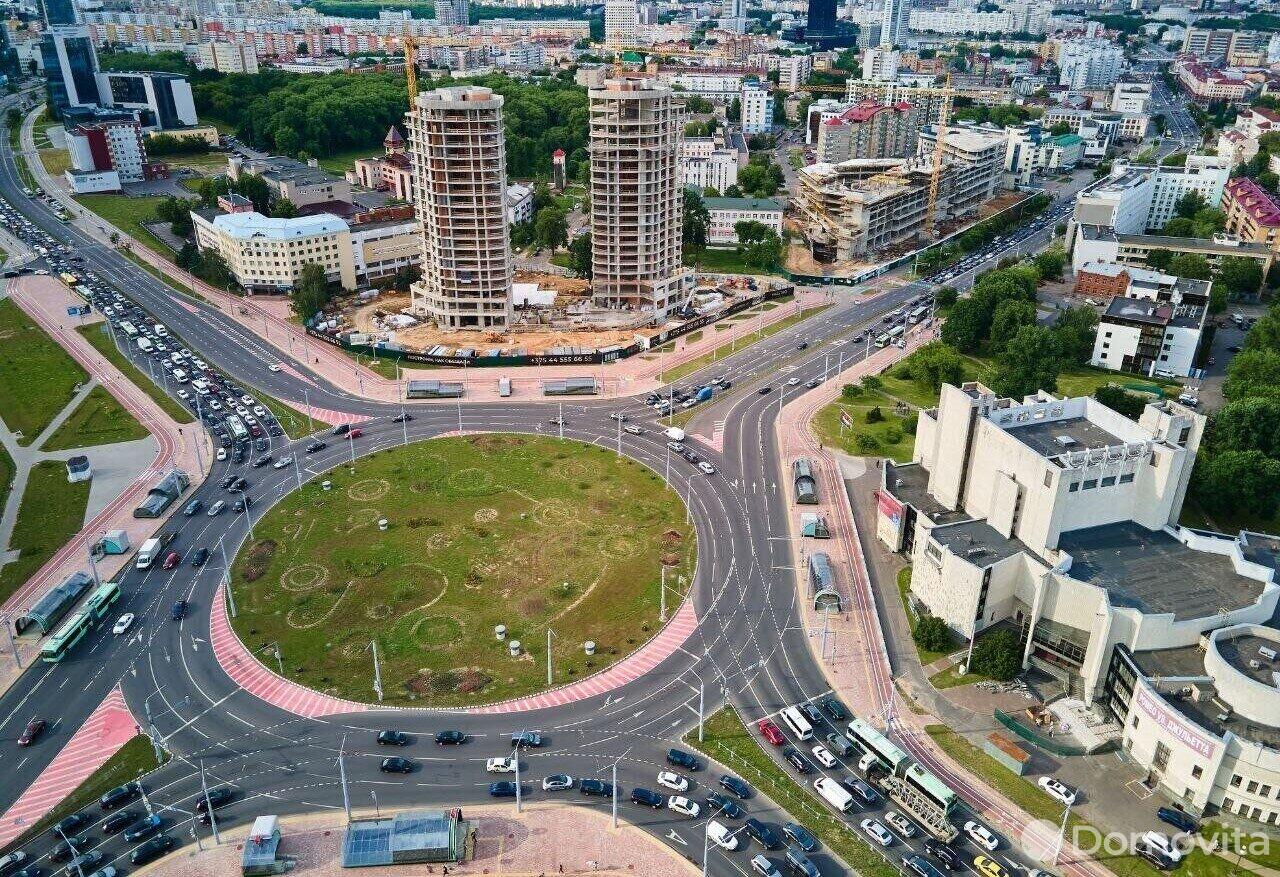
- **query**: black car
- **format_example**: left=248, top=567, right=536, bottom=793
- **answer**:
left=103, top=810, right=138, bottom=834
left=122, top=814, right=161, bottom=842
left=377, top=730, right=410, bottom=746
left=254, top=438, right=269, bottom=452
left=758, top=386, right=773, bottom=394
left=489, top=782, right=520, bottom=798
left=130, top=835, right=173, bottom=866
left=1157, top=807, right=1198, bottom=834
left=252, top=456, right=272, bottom=468
left=64, top=853, right=100, bottom=876
left=219, top=474, right=238, bottom=489
left=848, top=778, right=881, bottom=806
left=54, top=814, right=89, bottom=837
left=630, top=788, right=665, bottom=809
left=171, top=601, right=187, bottom=621
left=782, top=747, right=813, bottom=774
left=392, top=414, right=414, bottom=423
left=797, top=342, right=809, bottom=350
left=903, top=854, right=948, bottom=877
left=744, top=818, right=781, bottom=850
left=190, top=548, right=209, bottom=568
left=380, top=757, right=414, bottom=773
left=580, top=779, right=613, bottom=797
left=227, top=477, right=248, bottom=493
left=233, top=496, right=252, bottom=513
left=12, top=868, right=41, bottom=877
left=434, top=730, right=466, bottom=745
left=305, top=441, right=326, bottom=454
left=49, top=838, right=89, bottom=863
left=798, top=702, right=824, bottom=725
left=194, top=787, right=235, bottom=823
left=923, top=840, right=961, bottom=871
left=99, top=782, right=140, bottom=810
left=1137, top=843, right=1176, bottom=871
left=333, top=423, right=351, bottom=436
left=783, top=823, right=818, bottom=853
left=719, top=775, right=751, bottom=799
left=511, top=731, right=543, bottom=748
left=820, top=697, right=848, bottom=721
left=705, top=792, right=744, bottom=820
left=666, top=748, right=700, bottom=771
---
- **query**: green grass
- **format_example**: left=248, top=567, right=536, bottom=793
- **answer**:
left=2, top=736, right=167, bottom=854
left=1201, top=822, right=1280, bottom=871
left=0, top=443, right=13, bottom=522
left=34, top=107, right=58, bottom=146
left=929, top=663, right=996, bottom=689
left=229, top=434, right=695, bottom=706
left=686, top=707, right=899, bottom=877
left=659, top=304, right=832, bottom=384
left=38, top=147, right=70, bottom=178
left=73, top=193, right=173, bottom=254
left=0, top=298, right=89, bottom=444
left=119, top=248, right=205, bottom=302
left=76, top=324, right=193, bottom=423
left=315, top=144, right=384, bottom=175
left=811, top=389, right=916, bottom=463
left=685, top=246, right=783, bottom=276
left=0, top=460, right=92, bottom=604
left=788, top=147, right=806, bottom=169
left=42, top=385, right=149, bottom=451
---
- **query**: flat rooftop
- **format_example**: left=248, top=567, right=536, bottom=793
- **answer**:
left=1104, top=297, right=1172, bottom=327
left=884, top=462, right=969, bottom=526
left=932, top=519, right=1028, bottom=569
left=1059, top=521, right=1268, bottom=620
left=1004, top=416, right=1127, bottom=458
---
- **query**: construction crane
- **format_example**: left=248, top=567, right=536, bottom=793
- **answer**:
left=403, top=27, right=418, bottom=103
left=925, top=73, right=954, bottom=238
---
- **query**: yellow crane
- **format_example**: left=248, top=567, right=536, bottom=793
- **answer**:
left=403, top=27, right=418, bottom=103
left=926, top=73, right=954, bottom=238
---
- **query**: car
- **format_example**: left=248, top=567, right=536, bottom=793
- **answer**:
left=824, top=733, right=855, bottom=759
left=122, top=813, right=161, bottom=841
left=631, top=788, right=666, bottom=809
left=744, top=818, right=782, bottom=850
left=849, top=778, right=882, bottom=806
left=623, top=424, right=643, bottom=435
left=705, top=792, right=744, bottom=820
left=54, top=814, right=89, bottom=837
left=810, top=745, right=837, bottom=768
left=666, top=441, right=684, bottom=452
left=161, top=551, right=181, bottom=570
left=542, top=774, right=574, bottom=791
left=207, top=500, right=227, bottom=516
left=649, top=771, right=688, bottom=793
left=268, top=364, right=282, bottom=372
left=548, top=417, right=565, bottom=426
left=750, top=855, right=782, bottom=877
left=758, top=719, right=785, bottom=746
left=170, top=600, right=187, bottom=621
left=100, top=782, right=141, bottom=810
left=183, top=499, right=203, bottom=516
left=380, top=757, right=415, bottom=773
left=273, top=455, right=294, bottom=470
left=1137, top=845, right=1176, bottom=871
left=667, top=796, right=700, bottom=818
left=376, top=730, right=410, bottom=746
left=973, top=856, right=1009, bottom=877
left=130, top=835, right=173, bottom=866
left=102, top=810, right=138, bottom=834
left=884, top=811, right=918, bottom=839
left=305, top=441, right=326, bottom=454
left=697, top=461, right=716, bottom=475
left=579, top=779, right=613, bottom=797
left=820, top=697, right=848, bottom=721
left=861, top=819, right=895, bottom=847
left=63, top=852, right=100, bottom=876
left=190, top=548, right=209, bottom=568
left=49, top=838, right=88, bottom=864
left=252, top=456, right=272, bottom=468
left=18, top=718, right=46, bottom=746
left=1156, top=806, right=1198, bottom=834
left=486, top=757, right=517, bottom=773
left=333, top=423, right=351, bottom=436
left=347, top=428, right=364, bottom=439
left=707, top=819, right=740, bottom=851
left=511, top=730, right=543, bottom=748
left=194, top=787, right=234, bottom=822
left=720, top=775, right=751, bottom=799
left=233, top=498, right=249, bottom=513
left=227, top=477, right=248, bottom=492
left=782, top=747, right=812, bottom=774
left=667, top=748, right=700, bottom=771
left=1142, top=831, right=1184, bottom=863
left=964, top=821, right=999, bottom=851
left=1038, top=776, right=1077, bottom=806
left=392, top=413, right=414, bottom=423
left=434, top=730, right=466, bottom=745
left=798, top=702, right=824, bottom=725
left=489, top=781, right=520, bottom=798
left=805, top=379, right=820, bottom=389
left=786, top=377, right=800, bottom=386
left=783, top=823, right=818, bottom=852
left=758, top=386, right=772, bottom=394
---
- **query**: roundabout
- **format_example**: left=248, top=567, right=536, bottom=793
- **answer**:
left=227, top=434, right=696, bottom=707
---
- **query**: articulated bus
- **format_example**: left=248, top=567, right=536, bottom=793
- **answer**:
left=59, top=272, right=79, bottom=286
left=83, top=581, right=121, bottom=621
left=41, top=611, right=94, bottom=663
left=846, top=717, right=909, bottom=776
left=909, top=306, right=929, bottom=324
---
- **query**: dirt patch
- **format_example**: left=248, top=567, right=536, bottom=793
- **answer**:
left=241, top=540, right=277, bottom=583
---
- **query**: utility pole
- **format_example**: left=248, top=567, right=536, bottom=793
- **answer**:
left=0, top=613, right=20, bottom=668
left=56, top=827, right=87, bottom=877
left=514, top=747, right=522, bottom=813
left=348, top=433, right=356, bottom=469
left=545, top=628, right=554, bottom=686
left=219, top=538, right=237, bottom=619
left=338, top=734, right=351, bottom=822
left=142, top=700, right=164, bottom=764
left=370, top=641, right=383, bottom=702
left=200, top=759, right=221, bottom=845
left=615, top=415, right=622, bottom=457
left=698, top=678, right=705, bottom=743
left=86, top=545, right=101, bottom=589
left=303, top=388, right=314, bottom=435
left=291, top=450, right=303, bottom=492
left=659, top=566, right=667, bottom=623
left=558, top=402, right=564, bottom=439
left=611, top=762, right=618, bottom=828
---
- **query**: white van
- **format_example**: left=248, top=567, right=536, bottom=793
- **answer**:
left=136, top=537, right=162, bottom=570
left=173, top=369, right=189, bottom=384
left=136, top=337, right=153, bottom=353
left=192, top=379, right=210, bottom=395
left=498, top=377, right=512, bottom=397
left=779, top=706, right=814, bottom=741
left=813, top=776, right=855, bottom=813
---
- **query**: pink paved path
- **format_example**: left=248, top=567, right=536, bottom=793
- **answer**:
left=209, top=582, right=699, bottom=717
left=0, top=687, right=138, bottom=847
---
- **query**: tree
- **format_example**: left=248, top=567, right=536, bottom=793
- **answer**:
left=740, top=228, right=783, bottom=270
left=1032, top=246, right=1065, bottom=281
left=683, top=189, right=710, bottom=249
left=1053, top=306, right=1100, bottom=364
left=988, top=299, right=1038, bottom=353
left=1174, top=191, right=1207, bottom=219
left=290, top=262, right=332, bottom=318
left=1048, top=121, right=1071, bottom=136
left=934, top=286, right=958, bottom=309
left=1094, top=385, right=1146, bottom=420
left=567, top=231, right=592, bottom=279
left=533, top=206, right=569, bottom=250
left=1211, top=397, right=1280, bottom=458
left=1169, top=253, right=1212, bottom=280
left=175, top=241, right=200, bottom=272
left=1192, top=450, right=1280, bottom=519
left=737, top=159, right=783, bottom=197
left=988, top=325, right=1060, bottom=398
left=724, top=184, right=743, bottom=198
left=1215, top=256, right=1264, bottom=297
left=969, top=629, right=1022, bottom=681
left=913, top=616, right=954, bottom=653
left=1224, top=349, right=1280, bottom=400
left=1145, top=249, right=1174, bottom=270
left=729, top=96, right=741, bottom=123
left=5, top=108, right=19, bottom=130
left=1245, top=306, right=1280, bottom=353
left=271, top=198, right=299, bottom=219
left=939, top=298, right=989, bottom=353
left=154, top=195, right=193, bottom=237
left=904, top=342, right=965, bottom=392
left=194, top=251, right=236, bottom=289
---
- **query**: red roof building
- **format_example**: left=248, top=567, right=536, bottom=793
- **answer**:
left=1222, top=177, right=1280, bottom=252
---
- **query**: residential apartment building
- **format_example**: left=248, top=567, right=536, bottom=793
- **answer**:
left=705, top=196, right=783, bottom=245
left=604, top=0, right=638, bottom=48
left=1111, top=80, right=1152, bottom=115
left=740, top=82, right=773, bottom=135
left=407, top=85, right=513, bottom=329
left=589, top=76, right=693, bottom=319
left=195, top=40, right=258, bottom=73
left=64, top=117, right=162, bottom=193
left=1216, top=108, right=1280, bottom=170
left=434, top=0, right=469, bottom=27
left=1070, top=156, right=1231, bottom=237
left=682, top=147, right=740, bottom=193
left=815, top=101, right=913, bottom=164
left=1056, top=39, right=1124, bottom=90
left=1071, top=224, right=1273, bottom=281
left=506, top=183, right=534, bottom=225
left=778, top=54, right=813, bottom=91
left=1222, top=177, right=1280, bottom=252
left=1086, top=263, right=1209, bottom=378
left=914, top=124, right=1006, bottom=217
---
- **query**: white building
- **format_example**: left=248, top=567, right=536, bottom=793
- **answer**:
left=195, top=40, right=258, bottom=73
left=683, top=149, right=741, bottom=193
left=1056, top=39, right=1125, bottom=90
left=1070, top=156, right=1231, bottom=238
left=862, top=46, right=900, bottom=82
left=659, top=70, right=744, bottom=101
left=778, top=54, right=813, bottom=91
left=1111, top=80, right=1152, bottom=115
left=604, top=0, right=638, bottom=47
left=705, top=196, right=783, bottom=245
left=65, top=117, right=148, bottom=185
left=507, top=183, right=534, bottom=225
left=740, top=82, right=773, bottom=136
left=1082, top=262, right=1210, bottom=378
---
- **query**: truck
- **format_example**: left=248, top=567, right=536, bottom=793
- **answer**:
left=134, top=532, right=174, bottom=570
left=695, top=386, right=714, bottom=403
left=665, top=427, right=687, bottom=442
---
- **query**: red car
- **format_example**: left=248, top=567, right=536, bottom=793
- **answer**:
left=758, top=718, right=785, bottom=746
left=161, top=551, right=181, bottom=570
left=18, top=717, right=46, bottom=746
left=348, top=428, right=364, bottom=439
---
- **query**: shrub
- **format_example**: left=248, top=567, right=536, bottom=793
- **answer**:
left=855, top=433, right=882, bottom=454
left=882, top=425, right=904, bottom=445
left=913, top=616, right=955, bottom=654
left=969, top=629, right=1022, bottom=681
left=841, top=383, right=864, bottom=399
left=862, top=375, right=883, bottom=391
left=866, top=406, right=885, bottom=424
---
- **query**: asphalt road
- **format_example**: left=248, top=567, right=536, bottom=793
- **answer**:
left=0, top=99, right=1079, bottom=877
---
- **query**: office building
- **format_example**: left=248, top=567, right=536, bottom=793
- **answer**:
left=1174, top=57, right=1257, bottom=103
left=1083, top=262, right=1209, bottom=377
left=589, top=76, right=692, bottom=319
left=1005, top=124, right=1084, bottom=186
left=42, top=26, right=100, bottom=118
left=1057, top=39, right=1124, bottom=90
left=720, top=0, right=747, bottom=35
left=1070, top=156, right=1231, bottom=238
left=1071, top=224, right=1274, bottom=281
left=740, top=82, right=773, bottom=135
left=1181, top=27, right=1264, bottom=62
left=407, top=85, right=513, bottom=329
left=195, top=41, right=259, bottom=73
left=96, top=70, right=196, bottom=129
left=706, top=197, right=783, bottom=245
left=1110, top=81, right=1152, bottom=115
left=604, top=0, right=638, bottom=48
left=682, top=147, right=740, bottom=193
left=230, top=154, right=352, bottom=210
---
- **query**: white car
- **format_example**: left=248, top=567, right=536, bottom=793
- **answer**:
left=697, top=461, right=716, bottom=476
left=860, top=819, right=895, bottom=847
left=241, top=395, right=254, bottom=406
left=269, top=364, right=282, bottom=372
left=541, top=774, right=574, bottom=791
left=656, top=771, right=689, bottom=792
left=253, top=406, right=266, bottom=418
left=884, top=810, right=917, bottom=838
left=964, top=821, right=1000, bottom=851
left=706, top=819, right=739, bottom=851
left=750, top=855, right=782, bottom=877
left=176, top=389, right=189, bottom=400
left=668, top=796, right=700, bottom=818
left=623, top=424, right=643, bottom=435
left=810, top=745, right=837, bottom=769
left=216, top=448, right=227, bottom=461
left=786, top=377, right=800, bottom=386
left=486, top=757, right=517, bottom=773
left=1038, top=777, right=1077, bottom=806
left=273, top=456, right=294, bottom=469
left=112, top=613, right=135, bottom=635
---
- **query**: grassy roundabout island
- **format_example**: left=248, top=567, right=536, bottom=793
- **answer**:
left=229, top=434, right=696, bottom=706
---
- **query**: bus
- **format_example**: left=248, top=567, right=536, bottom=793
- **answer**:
left=226, top=415, right=249, bottom=441
left=873, top=333, right=892, bottom=348
left=41, top=611, right=94, bottom=663
left=779, top=706, right=814, bottom=741
left=909, top=306, right=929, bottom=324
left=120, top=321, right=139, bottom=338
left=846, top=717, right=909, bottom=776
left=903, top=763, right=959, bottom=815
left=82, top=581, right=121, bottom=621
left=887, top=325, right=906, bottom=342
left=59, top=272, right=79, bottom=286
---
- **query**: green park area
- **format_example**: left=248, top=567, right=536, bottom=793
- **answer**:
left=73, top=193, right=172, bottom=254
left=230, top=434, right=695, bottom=706
left=0, top=461, right=91, bottom=603
left=0, top=299, right=89, bottom=444
left=43, top=386, right=150, bottom=451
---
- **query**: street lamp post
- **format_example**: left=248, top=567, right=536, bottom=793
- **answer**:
left=200, top=759, right=221, bottom=845
left=369, top=640, right=383, bottom=702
